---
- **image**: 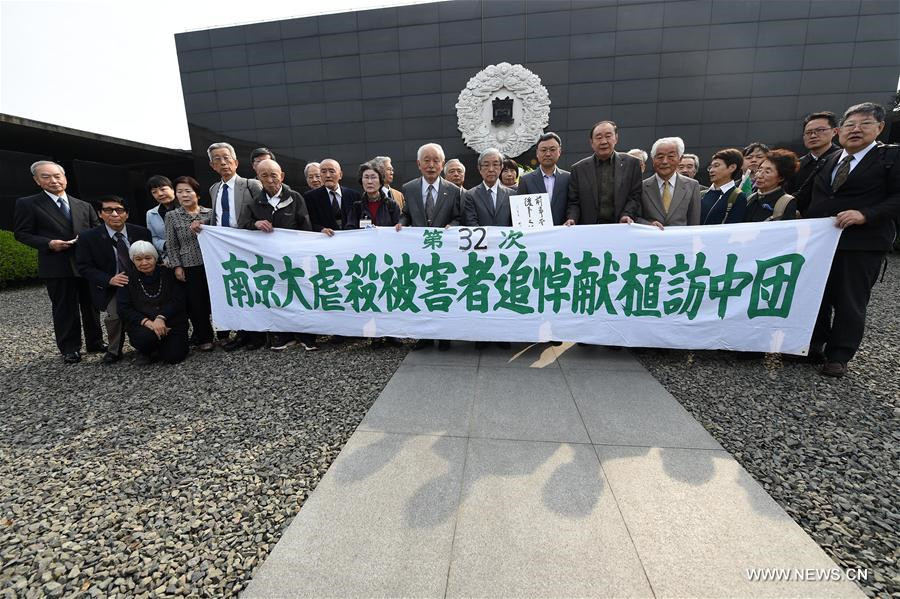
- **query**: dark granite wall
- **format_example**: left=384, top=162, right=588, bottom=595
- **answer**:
left=176, top=0, right=900, bottom=189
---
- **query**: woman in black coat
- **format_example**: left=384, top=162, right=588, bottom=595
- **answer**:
left=347, top=161, right=401, bottom=229
left=117, top=240, right=189, bottom=365
left=744, top=149, right=800, bottom=222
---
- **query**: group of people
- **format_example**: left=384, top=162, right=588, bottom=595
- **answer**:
left=13, top=101, right=899, bottom=378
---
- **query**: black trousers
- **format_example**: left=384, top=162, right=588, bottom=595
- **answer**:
left=183, top=265, right=215, bottom=344
left=127, top=323, right=189, bottom=364
left=44, top=276, right=103, bottom=354
left=812, top=250, right=884, bottom=363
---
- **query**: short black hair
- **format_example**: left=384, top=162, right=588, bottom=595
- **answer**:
left=537, top=132, right=562, bottom=146
left=501, top=158, right=518, bottom=173
left=742, top=142, right=770, bottom=156
left=146, top=175, right=172, bottom=194
left=841, top=102, right=886, bottom=125
left=802, top=111, right=837, bottom=129
left=589, top=120, right=618, bottom=137
left=250, top=147, right=275, bottom=162
left=711, top=148, right=744, bottom=181
left=97, top=195, right=129, bottom=212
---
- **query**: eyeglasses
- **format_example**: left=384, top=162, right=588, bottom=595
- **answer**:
left=101, top=207, right=127, bottom=214
left=840, top=120, right=880, bottom=131
left=211, top=155, right=235, bottom=163
left=803, top=127, right=833, bottom=137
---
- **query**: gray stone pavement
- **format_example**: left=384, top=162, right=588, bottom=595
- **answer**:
left=243, top=342, right=864, bottom=598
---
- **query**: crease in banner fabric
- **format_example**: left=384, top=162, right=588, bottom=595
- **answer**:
left=197, top=220, right=841, bottom=355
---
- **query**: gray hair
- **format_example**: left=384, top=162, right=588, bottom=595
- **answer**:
left=416, top=143, right=445, bottom=162
left=207, top=142, right=237, bottom=161
left=443, top=158, right=465, bottom=176
left=650, top=137, right=685, bottom=159
left=477, top=148, right=503, bottom=167
left=30, top=160, right=65, bottom=176
left=627, top=148, right=648, bottom=162
left=682, top=153, right=700, bottom=172
left=128, top=240, right=158, bottom=261
left=304, top=162, right=320, bottom=177
left=841, top=101, right=886, bottom=125
left=371, top=155, right=392, bottom=173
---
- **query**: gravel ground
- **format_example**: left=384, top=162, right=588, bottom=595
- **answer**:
left=0, top=285, right=407, bottom=597
left=2, top=251, right=897, bottom=598
left=637, top=253, right=900, bottom=599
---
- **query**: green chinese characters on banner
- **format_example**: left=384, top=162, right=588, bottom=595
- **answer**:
left=219, top=229, right=806, bottom=321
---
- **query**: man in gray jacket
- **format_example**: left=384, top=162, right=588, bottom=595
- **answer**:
left=206, top=142, right=263, bottom=351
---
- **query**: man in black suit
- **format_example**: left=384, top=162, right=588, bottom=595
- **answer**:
left=785, top=111, right=841, bottom=200
left=796, top=102, right=900, bottom=377
left=464, top=148, right=514, bottom=227
left=304, top=159, right=359, bottom=233
left=395, top=142, right=463, bottom=351
left=565, top=121, right=642, bottom=226
left=76, top=196, right=152, bottom=363
left=14, top=161, right=104, bottom=363
left=516, top=132, right=571, bottom=226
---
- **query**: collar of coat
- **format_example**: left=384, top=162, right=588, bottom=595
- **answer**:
left=256, top=183, right=296, bottom=210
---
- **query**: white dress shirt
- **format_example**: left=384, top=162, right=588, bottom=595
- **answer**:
left=482, top=180, right=500, bottom=209
left=831, top=141, right=877, bottom=183
left=655, top=172, right=678, bottom=196
left=213, top=175, right=238, bottom=228
left=266, top=186, right=283, bottom=209
left=326, top=185, right=342, bottom=209
left=421, top=177, right=442, bottom=202
left=710, top=179, right=736, bottom=193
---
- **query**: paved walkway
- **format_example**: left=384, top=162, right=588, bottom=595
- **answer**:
left=243, top=343, right=863, bottom=598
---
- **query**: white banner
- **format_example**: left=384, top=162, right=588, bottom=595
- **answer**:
left=197, top=220, right=842, bottom=354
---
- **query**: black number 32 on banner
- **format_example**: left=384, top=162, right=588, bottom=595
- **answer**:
left=458, top=227, right=488, bottom=251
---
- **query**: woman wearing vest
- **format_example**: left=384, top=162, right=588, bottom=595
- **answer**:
left=744, top=149, right=800, bottom=222
left=701, top=148, right=748, bottom=225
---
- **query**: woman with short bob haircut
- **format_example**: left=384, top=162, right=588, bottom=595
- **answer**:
left=745, top=149, right=800, bottom=222
left=701, top=148, right=747, bottom=224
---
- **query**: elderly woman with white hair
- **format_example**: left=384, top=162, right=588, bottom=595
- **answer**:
left=116, top=240, right=189, bottom=365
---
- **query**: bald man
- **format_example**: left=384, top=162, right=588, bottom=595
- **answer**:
left=303, top=159, right=361, bottom=232
left=238, top=159, right=319, bottom=351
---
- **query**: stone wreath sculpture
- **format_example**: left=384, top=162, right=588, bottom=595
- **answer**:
left=456, top=62, right=551, bottom=158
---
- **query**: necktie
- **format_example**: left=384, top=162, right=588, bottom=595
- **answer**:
left=330, top=190, right=342, bottom=225
left=56, top=197, right=71, bottom=220
left=661, top=180, right=672, bottom=213
left=220, top=183, right=230, bottom=227
left=424, top=185, right=435, bottom=224
left=832, top=155, right=854, bottom=192
left=114, top=232, right=130, bottom=272
left=489, top=188, right=496, bottom=212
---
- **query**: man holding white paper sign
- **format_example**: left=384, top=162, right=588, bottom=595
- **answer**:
left=516, top=132, right=570, bottom=225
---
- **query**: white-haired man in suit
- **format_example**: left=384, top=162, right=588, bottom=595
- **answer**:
left=634, top=137, right=702, bottom=229
left=204, top=142, right=263, bottom=351
left=395, top=142, right=462, bottom=351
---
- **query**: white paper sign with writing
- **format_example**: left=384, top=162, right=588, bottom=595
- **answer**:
left=510, top=193, right=552, bottom=229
